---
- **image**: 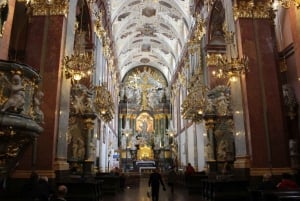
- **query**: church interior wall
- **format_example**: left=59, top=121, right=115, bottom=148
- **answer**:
left=0, top=0, right=299, bottom=187
left=196, top=123, right=206, bottom=171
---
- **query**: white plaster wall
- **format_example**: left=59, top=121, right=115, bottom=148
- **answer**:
left=196, top=122, right=206, bottom=171
left=186, top=125, right=194, bottom=166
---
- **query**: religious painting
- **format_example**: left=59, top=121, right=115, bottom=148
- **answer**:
left=136, top=112, right=153, bottom=133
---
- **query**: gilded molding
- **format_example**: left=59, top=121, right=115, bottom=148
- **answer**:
left=250, top=167, right=295, bottom=176
left=23, top=0, right=69, bottom=16
left=206, top=53, right=222, bottom=66
left=233, top=1, right=274, bottom=20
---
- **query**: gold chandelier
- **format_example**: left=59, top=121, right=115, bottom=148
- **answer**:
left=213, top=54, right=249, bottom=82
left=181, top=68, right=208, bottom=122
left=93, top=85, right=114, bottom=122
left=210, top=24, right=249, bottom=82
left=63, top=31, right=94, bottom=81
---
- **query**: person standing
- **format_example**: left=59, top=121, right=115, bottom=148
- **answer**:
left=185, top=163, right=195, bottom=185
left=167, top=166, right=177, bottom=194
left=148, top=168, right=166, bottom=201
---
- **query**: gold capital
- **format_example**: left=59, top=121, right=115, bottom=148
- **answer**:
left=234, top=1, right=274, bottom=20
left=23, top=0, right=69, bottom=16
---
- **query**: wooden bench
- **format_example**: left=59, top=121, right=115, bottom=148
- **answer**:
left=95, top=176, right=121, bottom=195
left=201, top=178, right=249, bottom=201
left=250, top=189, right=300, bottom=201
left=186, top=174, right=208, bottom=194
left=57, top=180, right=101, bottom=201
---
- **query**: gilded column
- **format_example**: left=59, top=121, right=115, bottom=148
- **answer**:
left=234, top=1, right=289, bottom=175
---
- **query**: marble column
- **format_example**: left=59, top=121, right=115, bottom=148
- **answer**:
left=16, top=1, right=71, bottom=177
left=223, top=0, right=249, bottom=169
left=235, top=3, right=289, bottom=175
left=193, top=123, right=198, bottom=170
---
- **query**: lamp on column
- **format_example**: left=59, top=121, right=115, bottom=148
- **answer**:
left=122, top=120, right=132, bottom=172
left=181, top=68, right=209, bottom=122
left=63, top=2, right=94, bottom=82
left=211, top=24, right=249, bottom=82
left=93, top=84, right=114, bottom=122
left=63, top=30, right=94, bottom=82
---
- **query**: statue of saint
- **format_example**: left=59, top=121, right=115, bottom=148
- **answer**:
left=72, top=137, right=85, bottom=160
left=2, top=74, right=25, bottom=112
left=140, top=120, right=148, bottom=134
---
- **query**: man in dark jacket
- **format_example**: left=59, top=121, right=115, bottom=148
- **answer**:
left=148, top=168, right=166, bottom=201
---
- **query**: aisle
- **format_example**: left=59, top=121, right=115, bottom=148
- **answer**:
left=102, top=177, right=202, bottom=201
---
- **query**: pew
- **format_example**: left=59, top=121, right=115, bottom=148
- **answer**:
left=59, top=180, right=101, bottom=201
left=185, top=174, right=208, bottom=194
left=95, top=175, right=121, bottom=194
left=201, top=177, right=250, bottom=201
left=250, top=189, right=300, bottom=201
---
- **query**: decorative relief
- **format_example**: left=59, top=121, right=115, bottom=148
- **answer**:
left=206, top=53, right=222, bottom=66
left=24, top=0, right=69, bottom=16
left=0, top=61, right=43, bottom=176
left=233, top=1, right=273, bottom=20
left=282, top=84, right=298, bottom=120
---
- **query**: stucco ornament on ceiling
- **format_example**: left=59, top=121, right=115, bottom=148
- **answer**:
left=107, top=0, right=194, bottom=81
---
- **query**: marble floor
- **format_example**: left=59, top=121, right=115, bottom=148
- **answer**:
left=102, top=177, right=202, bottom=201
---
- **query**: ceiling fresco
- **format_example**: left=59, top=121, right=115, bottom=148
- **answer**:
left=107, top=0, right=194, bottom=81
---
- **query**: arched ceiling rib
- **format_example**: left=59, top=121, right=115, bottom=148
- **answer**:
left=108, top=0, right=193, bottom=81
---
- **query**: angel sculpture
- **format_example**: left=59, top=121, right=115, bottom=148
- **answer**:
left=32, top=90, right=44, bottom=123
left=1, top=73, right=25, bottom=112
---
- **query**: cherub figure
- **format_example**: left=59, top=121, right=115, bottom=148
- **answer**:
left=32, top=90, right=44, bottom=123
left=1, top=74, right=25, bottom=112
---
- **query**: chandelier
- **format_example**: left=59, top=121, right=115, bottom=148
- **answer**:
left=166, top=120, right=176, bottom=136
left=93, top=85, right=114, bottom=122
left=122, top=120, right=132, bottom=137
left=181, top=68, right=209, bottom=122
left=211, top=24, right=249, bottom=82
left=63, top=31, right=94, bottom=81
left=214, top=54, right=249, bottom=82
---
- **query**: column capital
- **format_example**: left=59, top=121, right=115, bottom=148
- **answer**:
left=233, top=1, right=274, bottom=20
left=19, top=0, right=69, bottom=16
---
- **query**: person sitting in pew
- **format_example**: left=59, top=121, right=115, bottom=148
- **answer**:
left=277, top=173, right=299, bottom=190
left=257, top=173, right=277, bottom=190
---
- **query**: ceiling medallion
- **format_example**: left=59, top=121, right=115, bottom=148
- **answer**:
left=142, top=7, right=156, bottom=17
left=140, top=58, right=150, bottom=63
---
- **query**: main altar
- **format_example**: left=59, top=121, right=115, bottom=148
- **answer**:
left=118, top=67, right=177, bottom=172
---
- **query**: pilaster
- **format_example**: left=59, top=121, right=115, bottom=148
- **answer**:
left=235, top=1, right=289, bottom=170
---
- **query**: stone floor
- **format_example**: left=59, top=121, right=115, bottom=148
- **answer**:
left=102, top=177, right=202, bottom=201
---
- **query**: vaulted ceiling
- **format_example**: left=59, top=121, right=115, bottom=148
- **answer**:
left=107, top=0, right=195, bottom=82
